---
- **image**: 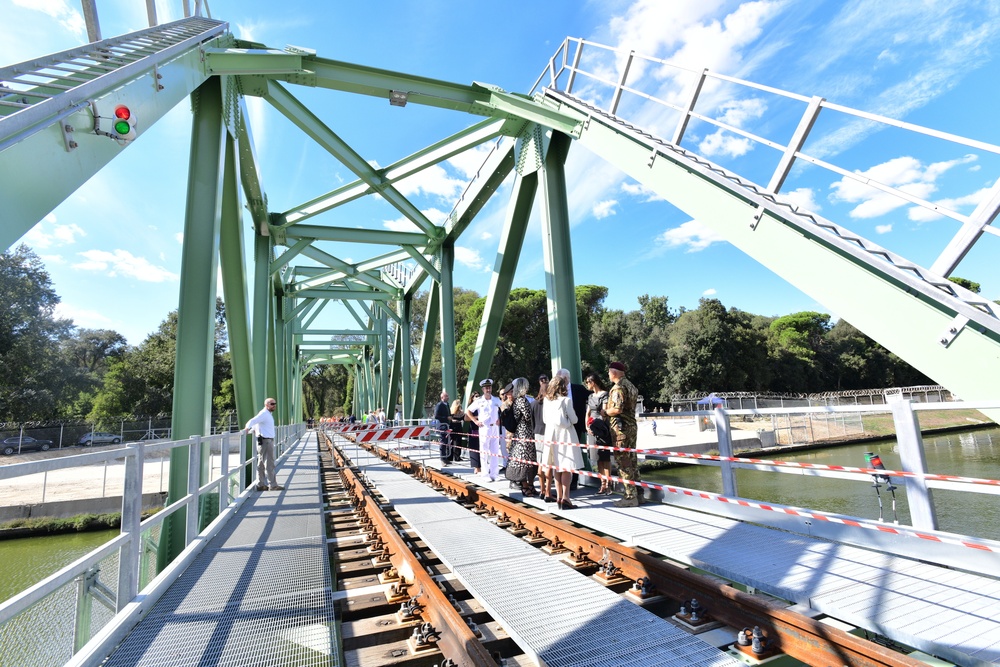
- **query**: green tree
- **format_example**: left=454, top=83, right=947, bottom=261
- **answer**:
left=0, top=245, right=74, bottom=420
left=948, top=276, right=981, bottom=293
left=60, top=328, right=129, bottom=417
left=89, top=299, right=232, bottom=424
left=767, top=311, right=831, bottom=392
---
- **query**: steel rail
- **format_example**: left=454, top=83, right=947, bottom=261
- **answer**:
left=328, top=441, right=499, bottom=667
left=358, top=439, right=926, bottom=667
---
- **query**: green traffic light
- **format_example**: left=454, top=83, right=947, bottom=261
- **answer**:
left=114, top=119, right=131, bottom=135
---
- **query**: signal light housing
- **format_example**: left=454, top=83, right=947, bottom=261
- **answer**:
left=112, top=105, right=136, bottom=140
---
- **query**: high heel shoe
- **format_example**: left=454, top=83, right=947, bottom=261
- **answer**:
left=541, top=495, right=555, bottom=503
left=558, top=500, right=576, bottom=510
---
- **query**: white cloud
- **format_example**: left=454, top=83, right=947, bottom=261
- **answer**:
left=699, top=130, right=753, bottom=158
left=447, top=144, right=496, bottom=180
left=383, top=217, right=421, bottom=232
left=875, top=224, right=892, bottom=234
left=657, top=220, right=725, bottom=252
left=479, top=231, right=494, bottom=241
left=782, top=187, right=821, bottom=213
left=12, top=0, right=85, bottom=37
left=718, top=97, right=767, bottom=126
left=22, top=219, right=86, bottom=249
left=829, top=154, right=976, bottom=219
left=593, top=199, right=618, bottom=219
left=702, top=288, right=717, bottom=296
left=383, top=208, right=449, bottom=232
left=54, top=302, right=113, bottom=328
left=620, top=181, right=664, bottom=202
left=175, top=232, right=184, bottom=244
left=73, top=249, right=179, bottom=283
left=395, top=164, right=466, bottom=200
left=454, top=246, right=486, bottom=271
left=907, top=186, right=992, bottom=222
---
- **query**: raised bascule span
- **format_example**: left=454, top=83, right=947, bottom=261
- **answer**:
left=2, top=10, right=999, bottom=667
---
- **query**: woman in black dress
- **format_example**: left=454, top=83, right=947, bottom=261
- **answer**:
left=448, top=399, right=465, bottom=462
left=504, top=378, right=538, bottom=496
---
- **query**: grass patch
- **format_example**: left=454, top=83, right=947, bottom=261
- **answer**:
left=860, top=408, right=993, bottom=439
left=0, top=513, right=121, bottom=535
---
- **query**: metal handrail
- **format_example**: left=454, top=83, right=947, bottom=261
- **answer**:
left=530, top=37, right=1000, bottom=280
left=0, top=424, right=305, bottom=657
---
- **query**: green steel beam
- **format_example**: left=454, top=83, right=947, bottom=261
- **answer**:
left=235, top=96, right=269, bottom=230
left=252, top=234, right=273, bottom=406
left=286, top=223, right=431, bottom=247
left=161, top=76, right=225, bottom=566
left=356, top=249, right=411, bottom=274
left=302, top=297, right=328, bottom=330
left=218, top=132, right=256, bottom=428
left=464, top=168, right=538, bottom=401
left=387, top=324, right=402, bottom=420
left=379, top=314, right=390, bottom=411
left=298, top=246, right=396, bottom=292
left=539, top=131, right=582, bottom=381
left=375, top=300, right=403, bottom=326
left=400, top=296, right=413, bottom=419
left=227, top=51, right=582, bottom=136
left=405, top=140, right=516, bottom=298
left=403, top=246, right=440, bottom=282
left=204, top=48, right=304, bottom=74
left=281, top=118, right=507, bottom=225
left=1, top=25, right=230, bottom=249
left=292, top=288, right=396, bottom=300
left=262, top=80, right=438, bottom=235
left=292, top=328, right=379, bottom=337
left=412, top=286, right=439, bottom=417
left=439, top=243, right=457, bottom=401
left=271, top=237, right=312, bottom=275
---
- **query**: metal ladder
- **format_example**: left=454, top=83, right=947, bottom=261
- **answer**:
left=0, top=16, right=227, bottom=150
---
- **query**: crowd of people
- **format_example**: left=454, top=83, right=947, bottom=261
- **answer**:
left=433, top=362, right=643, bottom=509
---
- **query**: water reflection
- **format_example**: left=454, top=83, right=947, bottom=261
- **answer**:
left=0, top=529, right=117, bottom=604
left=645, top=427, right=1000, bottom=542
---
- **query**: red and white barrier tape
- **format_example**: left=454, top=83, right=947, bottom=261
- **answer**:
left=423, top=434, right=1000, bottom=554
left=355, top=425, right=429, bottom=442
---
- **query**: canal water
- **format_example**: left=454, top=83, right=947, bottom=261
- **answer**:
left=645, top=426, right=1000, bottom=542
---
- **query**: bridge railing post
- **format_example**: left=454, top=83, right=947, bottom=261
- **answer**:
left=889, top=398, right=938, bottom=530
left=186, top=436, right=201, bottom=547
left=117, top=443, right=144, bottom=610
left=220, top=432, right=230, bottom=507
left=713, top=406, right=738, bottom=498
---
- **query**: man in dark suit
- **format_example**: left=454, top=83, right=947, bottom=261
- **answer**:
left=556, top=368, right=591, bottom=488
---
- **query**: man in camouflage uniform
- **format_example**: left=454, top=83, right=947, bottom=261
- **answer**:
left=606, top=361, right=642, bottom=507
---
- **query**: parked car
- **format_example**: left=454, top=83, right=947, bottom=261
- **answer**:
left=2, top=436, right=53, bottom=455
left=77, top=432, right=122, bottom=446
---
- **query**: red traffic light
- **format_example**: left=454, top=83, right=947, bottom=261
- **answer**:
left=114, top=105, right=131, bottom=121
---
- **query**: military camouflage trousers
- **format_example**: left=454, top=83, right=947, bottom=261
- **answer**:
left=614, top=447, right=641, bottom=499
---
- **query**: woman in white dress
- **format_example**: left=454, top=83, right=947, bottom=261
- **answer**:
left=541, top=375, right=583, bottom=509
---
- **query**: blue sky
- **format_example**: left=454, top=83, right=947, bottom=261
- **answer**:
left=3, top=0, right=999, bottom=345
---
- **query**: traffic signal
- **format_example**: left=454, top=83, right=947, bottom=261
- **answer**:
left=112, top=105, right=136, bottom=141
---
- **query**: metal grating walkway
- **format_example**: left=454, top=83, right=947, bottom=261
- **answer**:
left=403, top=442, right=1000, bottom=666
left=339, top=442, right=743, bottom=667
left=103, top=433, right=337, bottom=667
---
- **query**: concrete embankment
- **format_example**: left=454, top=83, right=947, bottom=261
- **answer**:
left=0, top=492, right=167, bottom=523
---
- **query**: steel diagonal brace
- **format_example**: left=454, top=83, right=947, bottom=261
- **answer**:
left=262, top=80, right=437, bottom=235
left=300, top=245, right=397, bottom=293
left=282, top=118, right=508, bottom=225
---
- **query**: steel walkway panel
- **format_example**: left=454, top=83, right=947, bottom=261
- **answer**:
left=104, top=434, right=337, bottom=667
left=340, top=443, right=742, bottom=666
left=357, top=441, right=1000, bottom=664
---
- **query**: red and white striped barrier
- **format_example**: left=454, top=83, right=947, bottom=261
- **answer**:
left=355, top=425, right=429, bottom=442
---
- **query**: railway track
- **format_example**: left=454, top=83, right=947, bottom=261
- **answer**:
left=320, top=431, right=926, bottom=667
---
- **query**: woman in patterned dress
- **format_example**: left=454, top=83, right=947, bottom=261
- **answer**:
left=504, top=378, right=538, bottom=496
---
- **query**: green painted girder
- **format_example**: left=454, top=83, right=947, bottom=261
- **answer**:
left=402, top=246, right=440, bottom=282
left=292, top=329, right=380, bottom=337
left=0, top=24, right=231, bottom=250
left=262, top=80, right=438, bottom=235
left=439, top=243, right=457, bottom=400
left=464, top=167, right=538, bottom=401
left=412, top=286, right=439, bottom=417
left=539, top=131, right=582, bottom=380
left=292, top=288, right=396, bottom=301
left=405, top=139, right=517, bottom=298
left=561, top=96, right=1000, bottom=404
left=286, top=223, right=432, bottom=247
left=208, top=49, right=582, bottom=136
left=271, top=238, right=312, bottom=275
left=298, top=246, right=398, bottom=292
left=399, top=296, right=413, bottom=419
left=280, top=117, right=510, bottom=225
left=235, top=96, right=269, bottom=230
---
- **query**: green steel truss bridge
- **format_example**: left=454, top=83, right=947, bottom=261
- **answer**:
left=3, top=13, right=999, bottom=562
